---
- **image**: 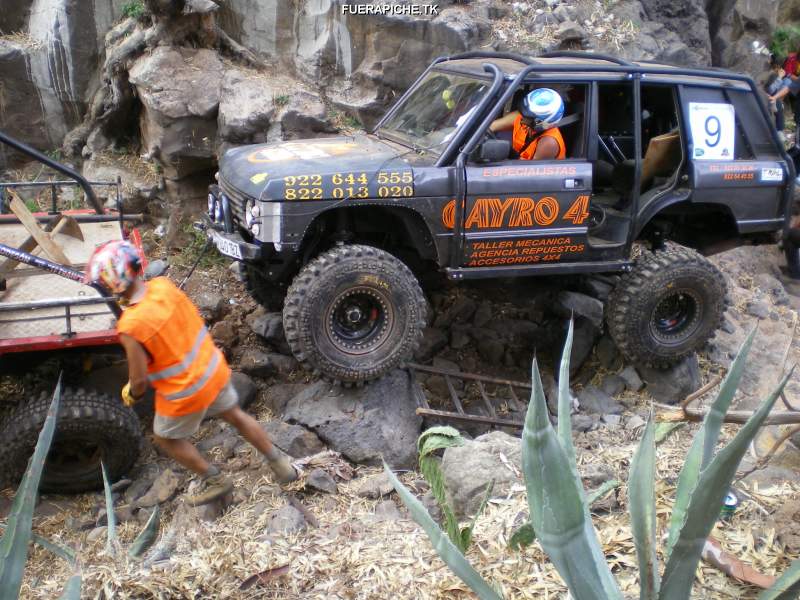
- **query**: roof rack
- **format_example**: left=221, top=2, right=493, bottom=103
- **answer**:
left=538, top=50, right=634, bottom=67
left=439, top=51, right=537, bottom=66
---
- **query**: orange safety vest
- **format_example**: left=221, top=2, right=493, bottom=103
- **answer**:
left=117, top=277, right=231, bottom=417
left=512, top=114, right=566, bottom=160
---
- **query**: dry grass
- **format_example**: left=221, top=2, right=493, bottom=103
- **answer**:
left=0, top=31, right=44, bottom=50
left=14, top=384, right=800, bottom=599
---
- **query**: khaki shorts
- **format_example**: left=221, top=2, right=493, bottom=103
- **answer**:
left=153, top=381, right=239, bottom=439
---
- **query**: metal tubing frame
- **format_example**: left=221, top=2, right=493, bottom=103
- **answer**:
left=0, top=130, right=103, bottom=214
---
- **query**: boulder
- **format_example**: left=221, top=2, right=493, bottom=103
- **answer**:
left=369, top=499, right=402, bottom=523
left=283, top=369, right=422, bottom=468
left=355, top=472, right=395, bottom=499
left=619, top=365, right=644, bottom=392
left=571, top=413, right=599, bottom=432
left=266, top=504, right=306, bottom=534
left=82, top=154, right=161, bottom=212
left=261, top=421, right=326, bottom=458
left=195, top=291, right=226, bottom=322
left=600, top=374, right=626, bottom=398
left=265, top=383, right=309, bottom=415
left=306, top=468, right=338, bottom=494
left=239, top=348, right=298, bottom=378
left=135, top=469, right=181, bottom=508
left=247, top=311, right=291, bottom=355
left=639, top=354, right=701, bottom=405
left=230, top=371, right=257, bottom=409
left=414, top=328, right=448, bottom=363
left=442, top=431, right=521, bottom=517
left=595, top=336, right=622, bottom=370
left=555, top=291, right=604, bottom=329
left=280, top=91, right=338, bottom=140
left=211, top=320, right=239, bottom=349
left=217, top=68, right=276, bottom=145
left=578, top=385, right=624, bottom=415
left=128, top=47, right=224, bottom=180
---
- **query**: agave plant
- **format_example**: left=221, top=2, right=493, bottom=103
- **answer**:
left=0, top=377, right=162, bottom=599
left=387, top=322, right=800, bottom=599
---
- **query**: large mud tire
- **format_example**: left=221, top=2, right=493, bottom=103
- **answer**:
left=607, top=244, right=727, bottom=368
left=0, top=387, right=142, bottom=493
left=283, top=244, right=427, bottom=384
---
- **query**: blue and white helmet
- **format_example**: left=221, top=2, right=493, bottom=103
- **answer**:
left=521, top=88, right=564, bottom=124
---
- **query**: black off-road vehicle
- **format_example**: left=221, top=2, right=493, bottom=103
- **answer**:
left=207, top=51, right=794, bottom=384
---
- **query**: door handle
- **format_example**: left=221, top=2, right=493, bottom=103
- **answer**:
left=563, top=178, right=584, bottom=189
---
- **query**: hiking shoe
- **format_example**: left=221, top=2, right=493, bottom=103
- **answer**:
left=186, top=473, right=234, bottom=507
left=268, top=454, right=298, bottom=484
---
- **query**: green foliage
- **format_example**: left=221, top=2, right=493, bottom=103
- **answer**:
left=390, top=320, right=800, bottom=599
left=101, top=460, right=118, bottom=554
left=0, top=376, right=63, bottom=598
left=173, top=222, right=225, bottom=270
left=129, top=505, right=160, bottom=558
left=416, top=426, right=493, bottom=552
left=383, top=461, right=503, bottom=600
left=273, top=94, right=290, bottom=107
left=770, top=25, right=800, bottom=61
left=122, top=0, right=145, bottom=19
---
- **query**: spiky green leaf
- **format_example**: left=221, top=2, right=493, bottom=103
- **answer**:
left=628, top=414, right=660, bottom=600
left=557, top=319, right=577, bottom=463
left=586, top=480, right=621, bottom=507
left=0, top=376, right=62, bottom=599
left=758, top=557, right=800, bottom=600
left=129, top=505, right=161, bottom=559
left=0, top=524, right=75, bottom=565
left=384, top=462, right=503, bottom=600
left=666, top=328, right=756, bottom=563
left=58, top=570, right=81, bottom=600
left=654, top=422, right=685, bottom=445
left=100, top=460, right=117, bottom=553
left=701, top=327, right=756, bottom=467
left=522, top=359, right=623, bottom=600
left=660, top=369, right=792, bottom=600
left=509, top=522, right=536, bottom=550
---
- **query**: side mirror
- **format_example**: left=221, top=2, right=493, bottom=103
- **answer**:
left=471, top=139, right=511, bottom=163
left=143, top=259, right=168, bottom=280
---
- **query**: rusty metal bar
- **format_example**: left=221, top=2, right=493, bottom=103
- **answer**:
left=416, top=407, right=524, bottom=429
left=407, top=362, right=532, bottom=389
left=445, top=375, right=465, bottom=414
left=476, top=381, right=497, bottom=419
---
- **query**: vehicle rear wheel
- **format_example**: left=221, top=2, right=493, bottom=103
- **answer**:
left=607, top=243, right=727, bottom=368
left=0, top=387, right=142, bottom=493
left=283, top=244, right=427, bottom=384
left=784, top=228, right=800, bottom=279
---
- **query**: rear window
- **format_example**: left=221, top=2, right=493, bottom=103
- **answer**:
left=680, top=86, right=779, bottom=160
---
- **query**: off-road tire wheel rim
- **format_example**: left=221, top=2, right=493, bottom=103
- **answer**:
left=607, top=243, right=727, bottom=368
left=0, top=387, right=142, bottom=493
left=283, top=244, right=427, bottom=385
left=784, top=233, right=800, bottom=279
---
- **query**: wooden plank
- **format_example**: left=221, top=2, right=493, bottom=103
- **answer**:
left=476, top=381, right=498, bottom=419
left=445, top=375, right=465, bottom=414
left=408, top=369, right=430, bottom=410
left=416, top=407, right=524, bottom=429
left=507, top=385, right=521, bottom=412
left=0, top=214, right=62, bottom=277
left=9, top=197, right=71, bottom=266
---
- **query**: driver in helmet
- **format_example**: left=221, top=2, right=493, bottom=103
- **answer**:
left=85, top=241, right=298, bottom=507
left=490, top=87, right=566, bottom=160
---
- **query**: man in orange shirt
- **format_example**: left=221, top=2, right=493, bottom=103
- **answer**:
left=489, top=87, right=566, bottom=160
left=86, top=241, right=297, bottom=506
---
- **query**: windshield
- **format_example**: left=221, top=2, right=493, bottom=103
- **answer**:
left=377, top=71, right=490, bottom=154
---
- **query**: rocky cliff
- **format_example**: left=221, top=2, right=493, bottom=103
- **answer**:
left=0, top=0, right=796, bottom=186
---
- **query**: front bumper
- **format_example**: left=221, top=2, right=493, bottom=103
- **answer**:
left=201, top=215, right=261, bottom=261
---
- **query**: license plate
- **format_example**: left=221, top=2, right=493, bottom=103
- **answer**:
left=212, top=233, right=243, bottom=259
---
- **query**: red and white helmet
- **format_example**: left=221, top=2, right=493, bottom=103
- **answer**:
left=84, top=240, right=142, bottom=294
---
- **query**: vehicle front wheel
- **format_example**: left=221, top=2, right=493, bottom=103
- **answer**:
left=606, top=243, right=727, bottom=368
left=0, top=387, right=142, bottom=493
left=283, top=244, right=427, bottom=384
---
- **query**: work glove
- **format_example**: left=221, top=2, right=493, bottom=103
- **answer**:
left=121, top=382, right=138, bottom=407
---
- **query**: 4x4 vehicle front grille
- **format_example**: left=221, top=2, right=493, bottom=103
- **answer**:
left=219, top=177, right=247, bottom=227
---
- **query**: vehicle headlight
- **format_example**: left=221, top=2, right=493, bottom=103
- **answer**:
left=245, top=199, right=255, bottom=227
left=214, top=197, right=224, bottom=222
left=208, top=193, right=215, bottom=217
left=251, top=223, right=260, bottom=236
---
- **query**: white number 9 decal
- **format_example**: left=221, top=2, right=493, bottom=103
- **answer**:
left=704, top=116, right=721, bottom=148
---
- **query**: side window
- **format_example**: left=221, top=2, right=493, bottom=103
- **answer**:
left=597, top=82, right=635, bottom=162
left=726, top=90, right=781, bottom=159
left=680, top=86, right=754, bottom=160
